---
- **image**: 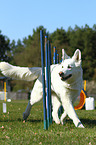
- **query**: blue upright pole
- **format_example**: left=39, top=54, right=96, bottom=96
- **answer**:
left=49, top=43, right=52, bottom=65
left=48, top=41, right=52, bottom=124
left=45, top=36, right=50, bottom=128
left=53, top=47, right=63, bottom=117
left=57, top=54, right=59, bottom=64
left=53, top=47, right=57, bottom=64
left=40, top=30, right=47, bottom=130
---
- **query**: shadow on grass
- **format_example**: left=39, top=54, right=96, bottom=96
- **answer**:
left=0, top=118, right=23, bottom=122
left=0, top=118, right=43, bottom=123
left=59, top=118, right=96, bottom=128
left=0, top=117, right=96, bottom=128
left=28, top=119, right=43, bottom=123
left=18, top=118, right=43, bottom=123
left=81, top=118, right=96, bottom=128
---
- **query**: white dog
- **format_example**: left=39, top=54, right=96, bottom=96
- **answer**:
left=0, top=49, right=84, bottom=128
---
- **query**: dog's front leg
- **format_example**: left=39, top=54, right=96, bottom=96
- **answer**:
left=52, top=94, right=61, bottom=124
left=62, top=100, right=84, bottom=128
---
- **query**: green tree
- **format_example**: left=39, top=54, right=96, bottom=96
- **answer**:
left=13, top=26, right=46, bottom=67
left=82, top=25, right=96, bottom=80
left=50, top=28, right=69, bottom=61
left=67, top=25, right=84, bottom=56
left=0, top=31, right=11, bottom=62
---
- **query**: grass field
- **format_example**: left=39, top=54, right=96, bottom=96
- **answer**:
left=0, top=100, right=96, bottom=145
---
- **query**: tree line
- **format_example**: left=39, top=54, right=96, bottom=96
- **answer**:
left=0, top=25, right=96, bottom=91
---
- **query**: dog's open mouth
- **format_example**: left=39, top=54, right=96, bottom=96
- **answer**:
left=59, top=72, right=72, bottom=81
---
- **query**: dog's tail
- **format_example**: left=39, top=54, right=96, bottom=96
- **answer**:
left=0, top=62, right=41, bottom=81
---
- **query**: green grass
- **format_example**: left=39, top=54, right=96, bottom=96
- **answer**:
left=0, top=100, right=96, bottom=145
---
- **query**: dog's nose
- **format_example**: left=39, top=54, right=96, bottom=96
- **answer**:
left=59, top=71, right=64, bottom=77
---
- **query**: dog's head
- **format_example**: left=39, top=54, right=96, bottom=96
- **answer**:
left=59, top=49, right=82, bottom=83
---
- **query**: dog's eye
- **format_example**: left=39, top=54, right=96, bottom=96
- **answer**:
left=62, top=66, right=64, bottom=68
left=68, top=65, right=72, bottom=69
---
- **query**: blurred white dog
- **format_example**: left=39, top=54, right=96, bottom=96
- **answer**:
left=0, top=49, right=84, bottom=128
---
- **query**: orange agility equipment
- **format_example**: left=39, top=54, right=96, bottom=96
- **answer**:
left=74, top=89, right=86, bottom=110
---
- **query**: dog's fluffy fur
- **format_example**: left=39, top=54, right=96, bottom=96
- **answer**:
left=0, top=49, right=84, bottom=128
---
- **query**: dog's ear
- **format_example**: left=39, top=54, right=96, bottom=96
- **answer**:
left=62, top=49, right=70, bottom=60
left=72, top=49, right=81, bottom=62
left=72, top=49, right=82, bottom=66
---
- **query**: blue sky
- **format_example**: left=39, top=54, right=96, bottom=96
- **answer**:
left=0, top=0, right=96, bottom=42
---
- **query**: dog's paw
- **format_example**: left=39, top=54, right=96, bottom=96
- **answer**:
left=61, top=121, right=65, bottom=125
left=77, top=122, right=85, bottom=128
left=23, top=112, right=28, bottom=120
left=61, top=119, right=67, bottom=125
left=53, top=119, right=60, bottom=124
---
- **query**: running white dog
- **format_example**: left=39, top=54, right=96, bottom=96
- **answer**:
left=0, top=49, right=84, bottom=128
